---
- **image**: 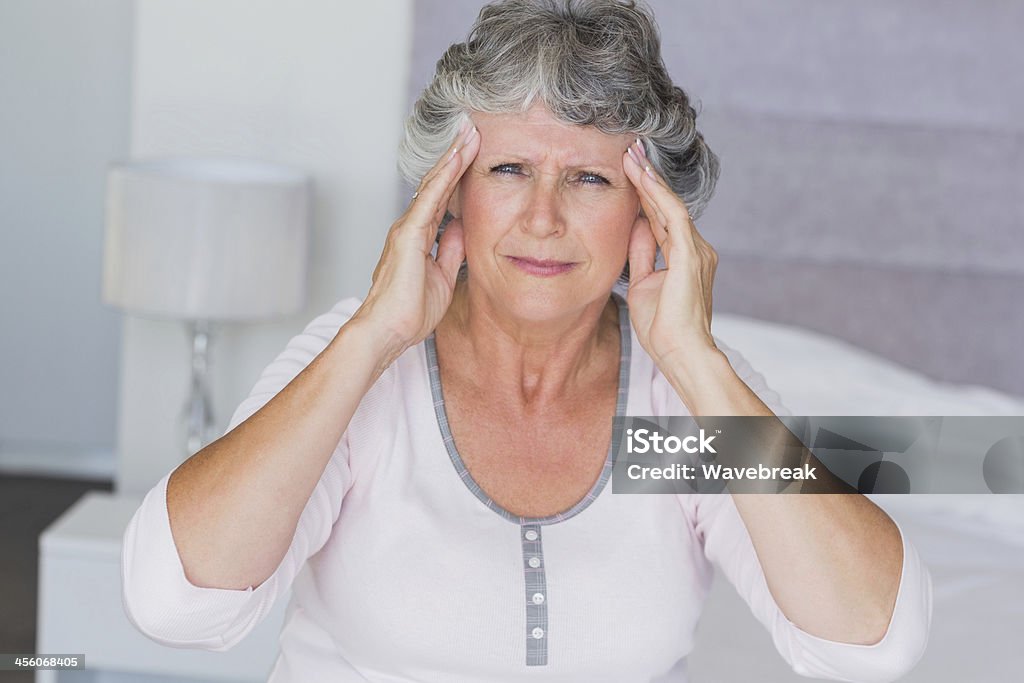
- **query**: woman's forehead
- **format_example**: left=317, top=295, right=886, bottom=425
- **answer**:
left=471, top=107, right=631, bottom=163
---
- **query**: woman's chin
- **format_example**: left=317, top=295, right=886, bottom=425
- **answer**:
left=495, top=286, right=599, bottom=324
left=463, top=268, right=611, bottom=322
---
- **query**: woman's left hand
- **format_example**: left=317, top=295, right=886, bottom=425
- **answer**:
left=621, top=137, right=719, bottom=367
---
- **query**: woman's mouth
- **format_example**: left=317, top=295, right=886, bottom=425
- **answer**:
left=506, top=256, right=578, bottom=277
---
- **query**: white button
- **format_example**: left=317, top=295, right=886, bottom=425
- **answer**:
left=532, top=592, right=545, bottom=605
left=532, top=627, right=545, bottom=639
left=524, top=529, right=539, bottom=541
left=528, top=557, right=541, bottom=568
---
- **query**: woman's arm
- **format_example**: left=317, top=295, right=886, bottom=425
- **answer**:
left=661, top=345, right=903, bottom=645
left=122, top=299, right=396, bottom=648
left=622, top=135, right=907, bottom=646
left=166, top=118, right=480, bottom=594
left=165, top=317, right=394, bottom=592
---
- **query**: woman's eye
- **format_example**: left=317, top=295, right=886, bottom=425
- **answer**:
left=488, top=164, right=608, bottom=186
left=491, top=163, right=522, bottom=176
left=578, top=172, right=609, bottom=186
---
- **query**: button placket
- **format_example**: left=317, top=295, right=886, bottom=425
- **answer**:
left=521, top=523, right=548, bottom=665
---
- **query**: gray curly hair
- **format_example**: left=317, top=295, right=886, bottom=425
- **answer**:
left=398, top=0, right=720, bottom=283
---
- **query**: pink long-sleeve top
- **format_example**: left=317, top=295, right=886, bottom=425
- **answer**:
left=121, top=292, right=932, bottom=682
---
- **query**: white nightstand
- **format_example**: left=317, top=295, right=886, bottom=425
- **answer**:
left=36, top=491, right=289, bottom=683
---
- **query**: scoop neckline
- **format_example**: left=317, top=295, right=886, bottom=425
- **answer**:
left=424, top=292, right=632, bottom=526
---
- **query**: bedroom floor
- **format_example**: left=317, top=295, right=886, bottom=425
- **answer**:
left=0, top=474, right=113, bottom=683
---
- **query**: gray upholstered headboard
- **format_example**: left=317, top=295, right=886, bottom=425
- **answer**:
left=407, top=0, right=1024, bottom=395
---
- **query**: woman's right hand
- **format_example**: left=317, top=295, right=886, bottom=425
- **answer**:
left=351, top=118, right=480, bottom=361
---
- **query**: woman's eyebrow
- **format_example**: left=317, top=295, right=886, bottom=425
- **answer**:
left=482, top=155, right=620, bottom=171
left=480, top=153, right=533, bottom=164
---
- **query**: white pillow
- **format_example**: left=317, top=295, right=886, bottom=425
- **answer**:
left=711, top=313, right=1024, bottom=416
left=710, top=312, right=1024, bottom=543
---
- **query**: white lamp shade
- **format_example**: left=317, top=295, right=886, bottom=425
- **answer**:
left=102, top=157, right=311, bottom=321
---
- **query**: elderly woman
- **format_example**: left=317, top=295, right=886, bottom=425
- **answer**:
left=122, top=1, right=931, bottom=681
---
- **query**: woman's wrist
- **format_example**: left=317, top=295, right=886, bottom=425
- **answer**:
left=661, top=346, right=777, bottom=417
left=653, top=332, right=719, bottom=377
left=331, top=315, right=409, bottom=386
left=657, top=344, right=733, bottom=414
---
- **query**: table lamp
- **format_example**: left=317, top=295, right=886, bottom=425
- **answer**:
left=102, top=157, right=311, bottom=457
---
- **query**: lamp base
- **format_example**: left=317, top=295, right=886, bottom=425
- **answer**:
left=183, top=319, right=214, bottom=457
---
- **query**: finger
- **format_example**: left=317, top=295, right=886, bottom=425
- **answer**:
left=407, top=124, right=480, bottom=243
left=622, top=148, right=667, bottom=228
left=412, top=124, right=476, bottom=218
left=633, top=137, right=674, bottom=192
left=622, top=145, right=672, bottom=236
left=623, top=148, right=671, bottom=261
left=636, top=158, right=697, bottom=250
left=434, top=126, right=481, bottom=219
left=412, top=117, right=473, bottom=197
left=627, top=214, right=657, bottom=283
left=628, top=142, right=706, bottom=269
left=435, top=216, right=466, bottom=285
left=631, top=139, right=696, bottom=228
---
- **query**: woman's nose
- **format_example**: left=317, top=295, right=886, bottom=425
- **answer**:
left=521, top=181, right=565, bottom=238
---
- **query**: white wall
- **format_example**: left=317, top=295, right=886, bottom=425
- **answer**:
left=118, top=0, right=414, bottom=493
left=0, top=0, right=133, bottom=480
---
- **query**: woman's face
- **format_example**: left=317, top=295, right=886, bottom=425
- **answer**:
left=448, top=103, right=639, bottom=322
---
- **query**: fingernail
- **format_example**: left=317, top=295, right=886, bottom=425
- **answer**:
left=458, top=118, right=472, bottom=137
left=626, top=146, right=639, bottom=165
left=635, top=137, right=647, bottom=158
left=644, top=163, right=655, bottom=179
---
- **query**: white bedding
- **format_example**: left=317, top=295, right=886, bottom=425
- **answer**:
left=689, top=507, right=1024, bottom=682
left=687, top=313, right=1024, bottom=682
left=711, top=313, right=1024, bottom=418
left=712, top=312, right=1024, bottom=542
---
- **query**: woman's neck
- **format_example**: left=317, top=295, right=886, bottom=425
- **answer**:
left=436, top=278, right=619, bottom=411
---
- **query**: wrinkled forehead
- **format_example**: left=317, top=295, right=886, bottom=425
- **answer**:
left=471, top=104, right=632, bottom=167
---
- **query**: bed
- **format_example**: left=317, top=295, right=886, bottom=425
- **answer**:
left=687, top=312, right=1024, bottom=682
